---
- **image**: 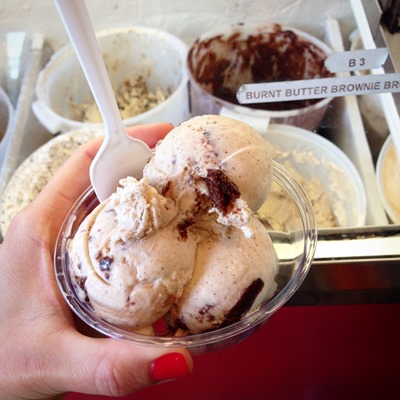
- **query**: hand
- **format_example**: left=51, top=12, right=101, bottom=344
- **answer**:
left=0, top=123, right=193, bottom=400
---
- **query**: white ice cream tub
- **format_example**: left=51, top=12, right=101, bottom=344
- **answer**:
left=0, top=86, right=14, bottom=168
left=33, top=27, right=190, bottom=134
left=376, top=135, right=400, bottom=224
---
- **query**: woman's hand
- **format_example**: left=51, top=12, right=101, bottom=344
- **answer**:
left=0, top=123, right=193, bottom=400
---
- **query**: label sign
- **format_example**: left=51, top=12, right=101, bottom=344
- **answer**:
left=324, top=48, right=389, bottom=73
left=237, top=73, right=400, bottom=104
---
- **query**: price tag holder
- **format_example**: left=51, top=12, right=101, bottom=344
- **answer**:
left=324, top=48, right=389, bottom=73
left=237, top=73, right=400, bottom=104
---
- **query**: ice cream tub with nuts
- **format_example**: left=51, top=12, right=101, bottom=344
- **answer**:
left=32, top=27, right=190, bottom=133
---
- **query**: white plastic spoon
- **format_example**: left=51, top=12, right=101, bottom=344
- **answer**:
left=54, top=0, right=152, bottom=202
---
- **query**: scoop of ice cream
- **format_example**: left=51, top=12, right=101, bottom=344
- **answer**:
left=68, top=115, right=278, bottom=334
left=69, top=177, right=198, bottom=330
left=108, top=176, right=177, bottom=240
left=166, top=216, right=278, bottom=334
left=144, top=115, right=273, bottom=236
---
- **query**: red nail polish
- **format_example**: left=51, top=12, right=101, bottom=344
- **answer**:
left=151, top=353, right=190, bottom=381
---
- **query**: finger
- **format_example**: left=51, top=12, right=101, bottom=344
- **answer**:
left=53, top=332, right=193, bottom=397
left=41, top=122, right=173, bottom=205
left=29, top=123, right=173, bottom=246
left=125, top=122, right=173, bottom=148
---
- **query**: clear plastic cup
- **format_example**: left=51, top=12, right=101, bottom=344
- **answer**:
left=54, top=162, right=317, bottom=354
left=187, top=23, right=333, bottom=133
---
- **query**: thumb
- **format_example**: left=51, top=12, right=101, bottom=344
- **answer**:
left=54, top=331, right=193, bottom=397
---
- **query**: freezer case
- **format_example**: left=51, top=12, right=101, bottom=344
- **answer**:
left=293, top=0, right=400, bottom=306
left=0, top=0, right=399, bottom=307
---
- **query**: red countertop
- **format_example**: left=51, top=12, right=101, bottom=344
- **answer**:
left=65, top=303, right=400, bottom=400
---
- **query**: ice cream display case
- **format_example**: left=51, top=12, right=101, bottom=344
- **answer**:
left=0, top=0, right=400, bottom=398
left=1, top=0, right=399, bottom=299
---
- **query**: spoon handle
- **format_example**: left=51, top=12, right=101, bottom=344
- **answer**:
left=54, top=0, right=125, bottom=140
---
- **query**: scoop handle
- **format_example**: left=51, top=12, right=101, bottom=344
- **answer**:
left=54, top=0, right=125, bottom=142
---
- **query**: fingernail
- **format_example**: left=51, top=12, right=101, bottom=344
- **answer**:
left=151, top=353, right=190, bottom=382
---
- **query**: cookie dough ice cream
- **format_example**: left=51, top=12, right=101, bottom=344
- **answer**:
left=144, top=113, right=273, bottom=235
left=70, top=177, right=197, bottom=330
left=68, top=115, right=278, bottom=334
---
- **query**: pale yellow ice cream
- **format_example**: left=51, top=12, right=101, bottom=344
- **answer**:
left=381, top=141, right=400, bottom=222
left=69, top=115, right=278, bottom=334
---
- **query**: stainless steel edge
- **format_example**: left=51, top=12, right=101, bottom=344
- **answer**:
left=315, top=226, right=400, bottom=263
left=288, top=226, right=400, bottom=306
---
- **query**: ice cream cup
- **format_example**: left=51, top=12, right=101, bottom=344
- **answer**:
left=187, top=23, right=333, bottom=133
left=376, top=135, right=400, bottom=223
left=55, top=162, right=317, bottom=354
left=0, top=86, right=14, bottom=169
left=33, top=27, right=189, bottom=134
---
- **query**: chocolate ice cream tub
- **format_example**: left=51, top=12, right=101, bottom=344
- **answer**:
left=187, top=22, right=334, bottom=133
